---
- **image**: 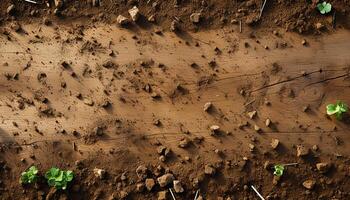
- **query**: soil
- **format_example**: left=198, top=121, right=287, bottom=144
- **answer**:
left=0, top=0, right=350, bottom=200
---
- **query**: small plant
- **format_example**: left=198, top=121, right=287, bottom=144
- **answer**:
left=327, top=101, right=348, bottom=120
left=45, top=167, right=74, bottom=190
left=273, top=164, right=285, bottom=177
left=317, top=1, right=332, bottom=14
left=20, top=166, right=39, bottom=184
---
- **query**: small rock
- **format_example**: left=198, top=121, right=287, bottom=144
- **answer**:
left=136, top=183, right=145, bottom=192
left=315, top=22, right=324, bottom=30
left=117, top=15, right=130, bottom=26
left=148, top=15, right=156, bottom=23
left=157, top=173, right=175, bottom=187
left=128, top=6, right=140, bottom=22
left=173, top=180, right=184, bottom=193
left=83, top=98, right=94, bottom=106
left=145, top=178, right=155, bottom=191
left=296, top=145, right=309, bottom=157
left=190, top=13, right=201, bottom=23
left=302, top=179, right=316, bottom=190
left=170, top=20, right=179, bottom=32
left=179, top=138, right=190, bottom=148
left=247, top=110, right=257, bottom=119
left=7, top=4, right=15, bottom=15
left=254, top=125, right=261, bottom=132
left=204, top=164, right=216, bottom=176
left=210, top=125, right=220, bottom=134
left=54, top=0, right=64, bottom=8
left=316, top=162, right=331, bottom=173
left=203, top=102, right=213, bottom=112
left=265, top=118, right=271, bottom=127
left=303, top=105, right=309, bottom=112
left=271, top=139, right=280, bottom=150
left=136, top=165, right=148, bottom=179
left=158, top=191, right=168, bottom=200
left=93, top=168, right=106, bottom=179
left=92, top=0, right=100, bottom=7
left=301, top=39, right=307, bottom=46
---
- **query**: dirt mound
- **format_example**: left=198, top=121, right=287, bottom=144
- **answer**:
left=0, top=0, right=350, bottom=33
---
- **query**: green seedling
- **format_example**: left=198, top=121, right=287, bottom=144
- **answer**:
left=273, top=164, right=285, bottom=177
left=45, top=167, right=74, bottom=190
left=327, top=101, right=348, bottom=120
left=317, top=1, right=332, bottom=14
left=20, top=166, right=39, bottom=184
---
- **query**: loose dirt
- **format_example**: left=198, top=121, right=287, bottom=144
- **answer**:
left=0, top=1, right=350, bottom=200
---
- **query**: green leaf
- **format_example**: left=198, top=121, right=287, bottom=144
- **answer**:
left=45, top=168, right=74, bottom=190
left=317, top=2, right=332, bottom=14
left=20, top=166, right=39, bottom=184
left=273, top=165, right=285, bottom=177
left=326, top=104, right=337, bottom=115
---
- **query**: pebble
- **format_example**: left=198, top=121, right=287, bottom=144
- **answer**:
left=136, top=165, right=148, bottom=179
left=158, top=191, right=168, bottom=200
left=7, top=4, right=15, bottom=15
left=93, top=168, right=106, bottom=179
left=296, top=145, right=309, bottom=157
left=203, top=102, right=213, bottom=112
left=316, top=162, right=331, bottom=173
left=173, top=180, right=184, bottom=193
left=247, top=110, right=257, bottom=119
left=302, top=179, right=316, bottom=190
left=117, top=15, right=130, bottom=26
left=254, top=124, right=261, bottom=132
left=271, top=139, right=280, bottom=149
left=128, top=6, right=140, bottom=22
left=210, top=125, right=220, bottom=135
left=145, top=178, right=155, bottom=191
left=265, top=118, right=271, bottom=127
left=157, top=173, right=175, bottom=187
left=204, top=164, right=216, bottom=176
left=179, top=138, right=190, bottom=148
left=190, top=13, right=201, bottom=23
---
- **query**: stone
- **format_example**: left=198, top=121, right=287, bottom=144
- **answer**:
left=254, top=125, right=261, bottom=132
left=247, top=110, right=257, bottom=119
left=92, top=0, right=100, bottom=7
left=204, top=164, right=216, bottom=176
left=170, top=20, right=179, bottom=32
left=157, top=173, right=175, bottom=187
left=316, top=162, right=331, bottom=173
left=179, top=138, right=190, bottom=148
left=136, top=183, right=145, bottom=192
left=271, top=139, right=280, bottom=150
left=145, top=178, right=155, bottom=191
left=54, top=0, right=64, bottom=8
left=296, top=145, right=309, bottom=157
left=190, top=13, right=201, bottom=23
left=302, top=179, right=316, bottom=190
left=315, top=22, right=324, bottom=30
left=210, top=125, right=220, bottom=134
left=265, top=118, right=271, bottom=127
left=7, top=4, right=15, bottom=15
left=158, top=191, right=168, bottom=200
left=203, top=102, right=213, bottom=112
left=128, top=6, right=140, bottom=22
left=117, top=15, right=130, bottom=26
left=93, top=168, right=106, bottom=179
left=173, top=180, right=184, bottom=193
left=148, top=15, right=156, bottom=23
left=136, top=165, right=148, bottom=179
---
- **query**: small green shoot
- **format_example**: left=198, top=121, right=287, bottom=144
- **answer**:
left=327, top=101, right=348, bottom=120
left=273, top=164, right=285, bottom=177
left=20, top=166, right=39, bottom=184
left=45, top=167, right=74, bottom=190
left=317, top=2, right=332, bottom=14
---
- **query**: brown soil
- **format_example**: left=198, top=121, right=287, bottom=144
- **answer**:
left=0, top=1, right=350, bottom=200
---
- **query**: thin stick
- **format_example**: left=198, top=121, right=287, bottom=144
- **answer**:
left=23, top=0, right=40, bottom=4
left=259, top=0, right=268, bottom=19
left=332, top=11, right=336, bottom=29
left=239, top=20, right=242, bottom=33
left=283, top=162, right=298, bottom=166
left=194, top=189, right=199, bottom=200
left=169, top=188, right=177, bottom=200
left=251, top=185, right=265, bottom=200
